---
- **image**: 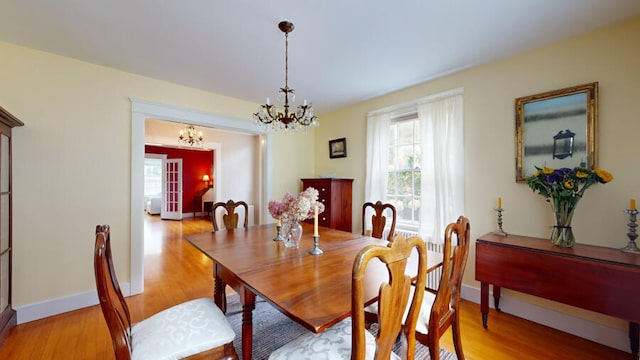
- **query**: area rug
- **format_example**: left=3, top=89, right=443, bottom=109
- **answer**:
left=225, top=294, right=458, bottom=360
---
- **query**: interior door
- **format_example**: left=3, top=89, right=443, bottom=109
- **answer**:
left=161, top=158, right=182, bottom=220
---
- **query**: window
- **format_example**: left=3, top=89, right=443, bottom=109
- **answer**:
left=387, top=115, right=421, bottom=230
left=366, top=88, right=464, bottom=243
left=144, top=158, right=162, bottom=197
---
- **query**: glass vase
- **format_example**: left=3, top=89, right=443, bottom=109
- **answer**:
left=282, top=221, right=303, bottom=249
left=550, top=202, right=576, bottom=248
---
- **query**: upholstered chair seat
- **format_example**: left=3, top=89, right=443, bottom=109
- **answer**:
left=365, top=287, right=439, bottom=335
left=130, top=298, right=235, bottom=360
left=269, top=318, right=396, bottom=360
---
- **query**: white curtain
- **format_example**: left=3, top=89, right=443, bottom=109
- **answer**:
left=418, top=91, right=464, bottom=243
left=364, top=111, right=391, bottom=221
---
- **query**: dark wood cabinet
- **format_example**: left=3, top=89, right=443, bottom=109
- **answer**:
left=476, top=232, right=640, bottom=357
left=301, top=178, right=353, bottom=232
left=0, top=106, right=23, bottom=347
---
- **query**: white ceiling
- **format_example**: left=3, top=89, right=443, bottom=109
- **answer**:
left=2, top=1, right=640, bottom=115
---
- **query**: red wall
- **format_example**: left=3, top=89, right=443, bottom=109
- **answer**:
left=145, top=145, right=214, bottom=214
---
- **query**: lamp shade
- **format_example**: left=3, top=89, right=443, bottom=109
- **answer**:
left=202, top=174, right=210, bottom=182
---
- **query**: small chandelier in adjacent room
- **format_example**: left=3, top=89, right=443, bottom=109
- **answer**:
left=178, top=125, right=203, bottom=147
left=253, top=21, right=319, bottom=132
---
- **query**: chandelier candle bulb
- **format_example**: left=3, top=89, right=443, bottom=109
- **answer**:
left=631, top=199, right=637, bottom=211
left=497, top=197, right=502, bottom=209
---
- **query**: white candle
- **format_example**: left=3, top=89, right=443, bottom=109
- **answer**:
left=266, top=97, right=271, bottom=105
left=313, top=205, right=319, bottom=236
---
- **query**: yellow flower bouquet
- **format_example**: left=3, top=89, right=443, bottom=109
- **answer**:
left=526, top=166, right=613, bottom=247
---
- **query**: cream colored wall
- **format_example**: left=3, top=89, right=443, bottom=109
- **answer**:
left=0, top=41, right=313, bottom=307
left=316, top=18, right=640, bottom=331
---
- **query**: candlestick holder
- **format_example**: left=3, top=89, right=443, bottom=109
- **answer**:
left=621, top=209, right=640, bottom=253
left=309, top=235, right=323, bottom=255
left=273, top=224, right=284, bottom=242
left=493, top=207, right=507, bottom=236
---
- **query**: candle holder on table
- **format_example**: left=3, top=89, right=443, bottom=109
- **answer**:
left=493, top=207, right=507, bottom=236
left=309, top=235, right=323, bottom=255
left=621, top=209, right=640, bottom=253
left=273, top=224, right=284, bottom=242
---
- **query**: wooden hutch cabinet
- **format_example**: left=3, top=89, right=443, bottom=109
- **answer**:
left=301, top=178, right=353, bottom=232
left=0, top=107, right=23, bottom=346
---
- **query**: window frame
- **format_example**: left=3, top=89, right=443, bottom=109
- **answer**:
left=386, top=112, right=421, bottom=232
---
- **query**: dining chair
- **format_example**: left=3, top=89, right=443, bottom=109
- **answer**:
left=362, top=201, right=397, bottom=241
left=94, top=225, right=238, bottom=360
left=269, top=233, right=428, bottom=360
left=212, top=199, right=249, bottom=231
left=365, top=216, right=470, bottom=360
left=211, top=199, right=249, bottom=312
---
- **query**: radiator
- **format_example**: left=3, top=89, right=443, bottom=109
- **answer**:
left=214, top=204, right=255, bottom=228
left=382, top=228, right=444, bottom=291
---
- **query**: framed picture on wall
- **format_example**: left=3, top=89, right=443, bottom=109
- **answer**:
left=515, top=82, right=598, bottom=182
left=329, top=138, right=347, bottom=159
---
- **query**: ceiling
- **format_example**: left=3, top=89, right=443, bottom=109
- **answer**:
left=2, top=1, right=640, bottom=115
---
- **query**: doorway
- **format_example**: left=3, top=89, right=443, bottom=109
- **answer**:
left=130, top=99, right=272, bottom=295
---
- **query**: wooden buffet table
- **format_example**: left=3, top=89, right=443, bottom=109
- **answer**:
left=476, top=233, right=640, bottom=358
left=186, top=223, right=440, bottom=360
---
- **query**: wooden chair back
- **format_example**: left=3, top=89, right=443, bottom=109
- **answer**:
left=94, top=225, right=133, bottom=360
left=212, top=199, right=249, bottom=231
left=352, top=234, right=427, bottom=360
left=419, top=216, right=471, bottom=359
left=362, top=201, right=397, bottom=241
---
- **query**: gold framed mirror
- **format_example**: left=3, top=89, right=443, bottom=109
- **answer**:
left=515, top=82, right=598, bottom=182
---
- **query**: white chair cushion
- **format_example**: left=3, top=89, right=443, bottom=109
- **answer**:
left=364, top=287, right=437, bottom=335
left=269, top=317, right=400, bottom=360
left=131, top=297, right=235, bottom=360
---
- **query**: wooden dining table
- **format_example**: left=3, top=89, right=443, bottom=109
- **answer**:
left=185, top=222, right=441, bottom=360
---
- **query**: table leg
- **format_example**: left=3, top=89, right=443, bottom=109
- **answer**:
left=630, top=322, right=639, bottom=359
left=480, top=282, right=489, bottom=328
left=240, top=290, right=256, bottom=360
left=493, top=285, right=502, bottom=312
left=214, top=275, right=227, bottom=313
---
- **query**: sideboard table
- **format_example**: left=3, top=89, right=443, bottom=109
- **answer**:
left=476, top=233, right=640, bottom=358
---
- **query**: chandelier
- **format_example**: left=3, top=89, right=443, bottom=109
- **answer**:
left=178, top=125, right=203, bottom=146
left=253, top=21, right=319, bottom=132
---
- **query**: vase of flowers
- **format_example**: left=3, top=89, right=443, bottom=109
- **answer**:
left=268, top=187, right=325, bottom=248
left=526, top=166, right=613, bottom=247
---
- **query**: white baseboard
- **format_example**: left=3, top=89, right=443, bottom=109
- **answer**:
left=15, top=282, right=130, bottom=325
left=461, top=284, right=630, bottom=353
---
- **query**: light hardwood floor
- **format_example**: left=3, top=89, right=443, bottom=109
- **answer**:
left=0, top=216, right=631, bottom=359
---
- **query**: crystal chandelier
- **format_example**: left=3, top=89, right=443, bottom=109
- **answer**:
left=178, top=125, right=203, bottom=146
left=253, top=21, right=319, bottom=132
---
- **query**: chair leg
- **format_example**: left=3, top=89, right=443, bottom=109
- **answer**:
left=452, top=313, right=465, bottom=360
left=429, top=341, right=440, bottom=360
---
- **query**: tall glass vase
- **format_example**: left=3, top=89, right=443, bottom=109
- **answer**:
left=282, top=220, right=303, bottom=249
left=550, top=199, right=576, bottom=248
